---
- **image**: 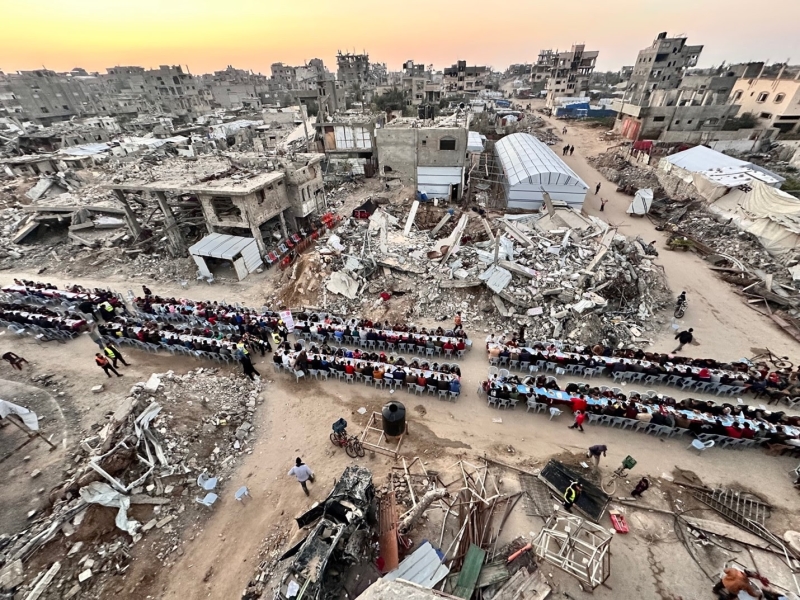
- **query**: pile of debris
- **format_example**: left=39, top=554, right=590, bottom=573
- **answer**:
left=268, top=199, right=670, bottom=347
left=0, top=368, right=262, bottom=600
left=589, top=150, right=663, bottom=196
left=649, top=198, right=800, bottom=336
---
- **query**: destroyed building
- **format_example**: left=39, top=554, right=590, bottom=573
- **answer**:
left=612, top=33, right=758, bottom=141
left=110, top=154, right=325, bottom=259
left=544, top=45, right=599, bottom=109
left=313, top=116, right=378, bottom=177
left=442, top=61, right=488, bottom=96
left=336, top=52, right=371, bottom=87
left=729, top=65, right=800, bottom=135
left=376, top=123, right=468, bottom=200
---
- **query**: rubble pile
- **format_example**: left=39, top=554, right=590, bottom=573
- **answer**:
left=0, top=368, right=262, bottom=600
left=267, top=200, right=670, bottom=347
left=589, top=150, right=663, bottom=195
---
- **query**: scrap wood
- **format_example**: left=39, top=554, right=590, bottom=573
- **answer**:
left=452, top=543, right=486, bottom=599
left=399, top=488, right=450, bottom=534
left=492, top=567, right=551, bottom=600
left=23, top=561, right=60, bottom=600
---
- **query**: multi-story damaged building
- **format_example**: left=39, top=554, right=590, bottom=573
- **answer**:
left=612, top=33, right=756, bottom=140
left=336, top=52, right=371, bottom=87
left=203, top=66, right=272, bottom=110
left=443, top=61, right=488, bottom=96
left=400, top=61, right=442, bottom=107
left=271, top=63, right=297, bottom=90
left=376, top=121, right=469, bottom=200
left=543, top=45, right=599, bottom=109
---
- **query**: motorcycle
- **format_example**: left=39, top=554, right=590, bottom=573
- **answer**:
left=674, top=298, right=687, bottom=319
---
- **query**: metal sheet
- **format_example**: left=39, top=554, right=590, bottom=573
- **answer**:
left=383, top=541, right=449, bottom=588
left=479, top=264, right=512, bottom=293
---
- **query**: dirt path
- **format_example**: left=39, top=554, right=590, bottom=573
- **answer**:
left=545, top=115, right=798, bottom=361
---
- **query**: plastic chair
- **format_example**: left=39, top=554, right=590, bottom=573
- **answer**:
left=548, top=407, right=562, bottom=420
left=196, top=492, right=219, bottom=507
left=235, top=486, right=251, bottom=504
left=414, top=385, right=425, bottom=396
left=688, top=439, right=714, bottom=454
left=294, top=370, right=306, bottom=383
left=197, top=472, right=218, bottom=491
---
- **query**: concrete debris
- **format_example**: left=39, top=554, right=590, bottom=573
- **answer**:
left=265, top=199, right=670, bottom=347
left=1, top=367, right=263, bottom=600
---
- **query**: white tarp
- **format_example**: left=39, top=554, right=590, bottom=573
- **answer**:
left=326, top=271, right=360, bottom=299
left=79, top=482, right=139, bottom=535
left=0, top=399, right=39, bottom=431
left=627, top=188, right=653, bottom=215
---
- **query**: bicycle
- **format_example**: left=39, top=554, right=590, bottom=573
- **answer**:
left=330, top=418, right=365, bottom=458
left=600, top=455, right=636, bottom=495
left=749, top=348, right=793, bottom=370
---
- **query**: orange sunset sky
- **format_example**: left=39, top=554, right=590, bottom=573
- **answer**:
left=2, top=0, right=799, bottom=75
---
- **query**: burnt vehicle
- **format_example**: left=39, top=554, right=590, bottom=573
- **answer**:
left=277, top=465, right=377, bottom=600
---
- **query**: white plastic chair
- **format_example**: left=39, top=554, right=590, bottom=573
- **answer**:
left=235, top=486, right=251, bottom=504
left=549, top=407, right=562, bottom=420
left=197, top=472, right=218, bottom=491
left=688, top=439, right=714, bottom=454
left=196, top=492, right=218, bottom=507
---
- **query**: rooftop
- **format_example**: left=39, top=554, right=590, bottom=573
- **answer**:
left=109, top=170, right=284, bottom=196
left=495, top=133, right=588, bottom=188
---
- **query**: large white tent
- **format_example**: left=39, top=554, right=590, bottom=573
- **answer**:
left=494, top=133, right=588, bottom=211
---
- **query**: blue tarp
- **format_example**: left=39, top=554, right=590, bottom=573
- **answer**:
left=555, top=103, right=616, bottom=119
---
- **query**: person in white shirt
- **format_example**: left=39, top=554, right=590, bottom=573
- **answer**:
left=288, top=457, right=315, bottom=496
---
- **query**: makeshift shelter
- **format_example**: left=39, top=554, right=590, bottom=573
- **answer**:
left=627, top=188, right=653, bottom=215
left=706, top=181, right=800, bottom=257
left=659, top=146, right=784, bottom=202
left=352, top=199, right=378, bottom=219
left=494, top=133, right=588, bottom=211
left=467, top=131, right=485, bottom=153
left=188, top=232, right=263, bottom=281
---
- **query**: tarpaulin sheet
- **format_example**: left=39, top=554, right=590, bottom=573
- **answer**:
left=0, top=399, right=39, bottom=431
left=79, top=481, right=140, bottom=535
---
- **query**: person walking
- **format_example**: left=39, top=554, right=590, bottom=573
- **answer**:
left=453, top=311, right=463, bottom=331
left=673, top=328, right=694, bottom=352
left=569, top=145, right=575, bottom=156
left=631, top=477, right=650, bottom=498
left=595, top=182, right=601, bottom=195
left=587, top=444, right=607, bottom=467
left=568, top=410, right=586, bottom=432
left=95, top=353, right=123, bottom=378
left=563, top=145, right=569, bottom=156
left=563, top=481, right=582, bottom=512
left=562, top=126, right=567, bottom=135
left=2, top=351, right=28, bottom=371
left=86, top=324, right=106, bottom=351
left=288, top=457, right=315, bottom=496
left=104, top=343, right=130, bottom=368
left=240, top=353, right=261, bottom=381
left=600, top=198, right=608, bottom=212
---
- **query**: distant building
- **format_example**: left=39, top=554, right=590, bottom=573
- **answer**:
left=544, top=45, right=599, bottom=109
left=336, top=52, right=370, bottom=87
left=271, top=63, right=297, bottom=89
left=613, top=33, right=754, bottom=140
left=729, top=65, right=800, bottom=135
left=443, top=61, right=488, bottom=96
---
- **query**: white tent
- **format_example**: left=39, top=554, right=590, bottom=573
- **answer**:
left=494, top=133, right=588, bottom=211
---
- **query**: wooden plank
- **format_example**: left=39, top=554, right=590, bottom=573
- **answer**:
left=24, top=562, right=61, bottom=600
left=452, top=543, right=486, bottom=599
left=68, top=231, right=96, bottom=247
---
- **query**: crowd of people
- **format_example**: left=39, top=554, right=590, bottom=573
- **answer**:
left=0, top=302, right=87, bottom=331
left=482, top=370, right=800, bottom=452
left=486, top=337, right=800, bottom=404
left=272, top=341, right=463, bottom=394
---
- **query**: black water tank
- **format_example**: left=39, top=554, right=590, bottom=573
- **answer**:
left=382, top=401, right=406, bottom=437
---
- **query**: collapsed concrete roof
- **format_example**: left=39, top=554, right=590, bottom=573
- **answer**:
left=108, top=171, right=284, bottom=196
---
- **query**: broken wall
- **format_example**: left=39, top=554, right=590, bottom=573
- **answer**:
left=198, top=184, right=289, bottom=230
left=416, top=128, right=468, bottom=168
left=376, top=128, right=416, bottom=184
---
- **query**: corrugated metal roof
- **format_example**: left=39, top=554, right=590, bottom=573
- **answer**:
left=383, top=541, right=449, bottom=588
left=189, top=232, right=254, bottom=260
left=494, top=133, right=587, bottom=189
left=479, top=264, right=512, bottom=293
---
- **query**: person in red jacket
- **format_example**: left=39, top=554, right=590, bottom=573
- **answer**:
left=568, top=410, right=586, bottom=432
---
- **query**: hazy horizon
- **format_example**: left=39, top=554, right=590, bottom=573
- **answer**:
left=3, top=0, right=799, bottom=76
